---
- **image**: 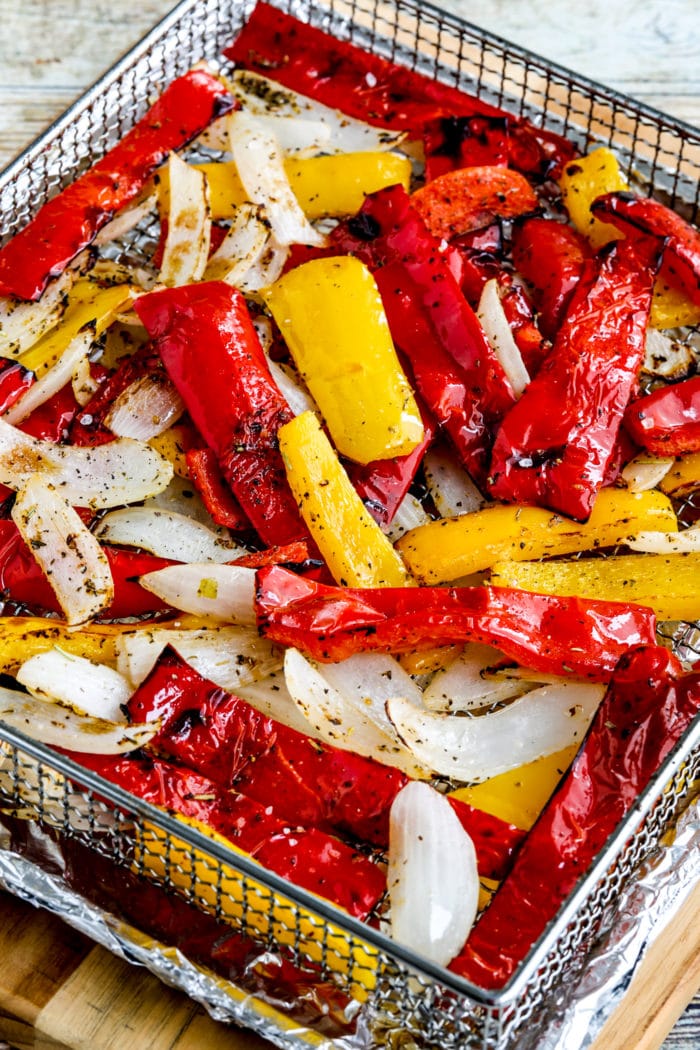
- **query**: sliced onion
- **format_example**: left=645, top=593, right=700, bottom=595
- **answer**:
left=237, top=238, right=289, bottom=293
left=626, top=527, right=700, bottom=554
left=234, top=667, right=321, bottom=737
left=72, top=354, right=100, bottom=406
left=95, top=507, right=245, bottom=564
left=621, top=453, right=674, bottom=493
left=115, top=625, right=281, bottom=692
left=267, top=358, right=317, bottom=417
left=93, top=190, right=159, bottom=247
left=17, top=647, right=131, bottom=721
left=103, top=373, right=185, bottom=440
left=142, top=474, right=215, bottom=524
left=387, top=681, right=606, bottom=782
left=159, top=152, right=211, bottom=286
left=229, top=70, right=406, bottom=156
left=0, top=418, right=173, bottom=508
left=284, top=648, right=430, bottom=778
left=228, top=111, right=325, bottom=247
left=643, top=327, right=694, bottom=380
left=423, top=643, right=534, bottom=712
left=477, top=279, right=530, bottom=398
left=4, top=330, right=94, bottom=425
left=423, top=445, right=485, bottom=518
left=12, top=477, right=113, bottom=625
left=0, top=267, right=75, bottom=358
left=0, top=685, right=157, bottom=754
left=204, top=202, right=272, bottom=285
left=321, top=652, right=424, bottom=730
left=383, top=493, right=432, bottom=544
left=138, top=563, right=257, bottom=622
left=388, top=782, right=479, bottom=966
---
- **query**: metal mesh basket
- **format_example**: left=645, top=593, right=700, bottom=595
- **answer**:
left=0, top=1, right=699, bottom=1048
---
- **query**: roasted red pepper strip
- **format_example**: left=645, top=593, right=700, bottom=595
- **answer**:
left=0, top=519, right=171, bottom=619
left=330, top=185, right=516, bottom=484
left=126, top=648, right=521, bottom=876
left=623, top=375, right=700, bottom=456
left=450, top=645, right=700, bottom=989
left=346, top=406, right=436, bottom=527
left=135, top=281, right=309, bottom=547
left=511, top=217, right=594, bottom=341
left=224, top=2, right=504, bottom=132
left=185, top=447, right=251, bottom=531
left=72, top=751, right=385, bottom=919
left=450, top=223, right=503, bottom=306
left=411, top=166, right=538, bottom=242
left=423, top=116, right=510, bottom=181
left=0, top=70, right=233, bottom=301
left=69, top=344, right=167, bottom=446
left=0, top=360, right=34, bottom=414
left=495, top=273, right=548, bottom=377
left=591, top=191, right=700, bottom=307
left=488, top=235, right=663, bottom=520
left=256, top=565, right=657, bottom=680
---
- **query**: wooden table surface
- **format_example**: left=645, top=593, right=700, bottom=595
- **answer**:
left=0, top=1, right=699, bottom=1048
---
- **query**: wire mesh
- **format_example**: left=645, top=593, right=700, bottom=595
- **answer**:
left=0, top=1, right=699, bottom=1047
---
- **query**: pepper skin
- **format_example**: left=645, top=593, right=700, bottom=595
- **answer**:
left=255, top=564, right=657, bottom=680
left=411, top=166, right=538, bottom=242
left=511, top=217, right=594, bottom=341
left=0, top=519, right=172, bottom=619
left=135, top=281, right=309, bottom=547
left=0, top=359, right=35, bottom=415
left=592, top=191, right=700, bottom=308
left=330, top=185, right=516, bottom=484
left=623, top=375, right=700, bottom=456
left=0, top=70, right=233, bottom=301
left=185, top=447, right=251, bottom=531
left=488, top=235, right=662, bottom=520
left=71, top=751, right=386, bottom=920
left=450, top=645, right=700, bottom=988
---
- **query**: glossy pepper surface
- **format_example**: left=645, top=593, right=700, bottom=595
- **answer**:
left=450, top=645, right=700, bottom=988
left=623, top=375, right=700, bottom=457
left=330, top=185, right=516, bottom=484
left=134, top=281, right=308, bottom=547
left=0, top=70, right=233, bottom=301
left=488, top=235, right=662, bottom=520
left=256, top=564, right=657, bottom=679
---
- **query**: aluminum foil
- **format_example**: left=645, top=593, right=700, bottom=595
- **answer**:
left=1, top=796, right=698, bottom=1050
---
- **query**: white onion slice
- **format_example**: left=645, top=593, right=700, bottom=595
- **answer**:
left=284, top=648, right=430, bottom=778
left=387, top=682, right=605, bottom=782
left=142, top=474, right=215, bottom=525
left=388, top=782, right=479, bottom=966
left=93, top=190, right=159, bottom=247
left=626, top=527, right=700, bottom=554
left=204, top=202, right=272, bottom=285
left=95, top=507, right=245, bottom=564
left=12, top=477, right=113, bottom=625
left=477, top=279, right=530, bottom=398
left=621, top=453, right=674, bottom=493
left=643, top=327, right=694, bottom=379
left=0, top=685, right=157, bottom=754
left=267, top=359, right=317, bottom=417
left=0, top=267, right=75, bottom=358
left=423, top=445, right=485, bottom=518
left=423, top=643, right=533, bottom=712
left=103, top=374, right=185, bottom=440
left=116, top=625, right=281, bottom=692
left=228, top=111, right=325, bottom=247
left=0, top=418, right=173, bottom=508
left=72, top=354, right=100, bottom=407
left=159, top=152, right=211, bottom=286
left=229, top=70, right=406, bottom=155
left=138, top=563, right=257, bottom=622
left=4, top=330, right=94, bottom=425
left=383, top=493, right=431, bottom=544
left=234, top=668, right=321, bottom=737
left=320, top=652, right=424, bottom=731
left=237, top=239, right=289, bottom=293
left=17, top=648, right=131, bottom=722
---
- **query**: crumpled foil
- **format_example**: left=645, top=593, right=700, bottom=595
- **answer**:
left=0, top=796, right=698, bottom=1050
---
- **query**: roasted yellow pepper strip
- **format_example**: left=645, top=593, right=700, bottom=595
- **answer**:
left=489, top=551, right=700, bottom=623
left=559, top=147, right=627, bottom=250
left=19, top=280, right=136, bottom=376
left=650, top=276, right=700, bottom=329
left=660, top=452, right=700, bottom=496
left=395, top=488, right=677, bottom=585
left=0, top=617, right=122, bottom=674
left=451, top=746, right=578, bottom=831
left=147, top=424, right=191, bottom=478
left=136, top=815, right=380, bottom=1003
left=264, top=256, right=423, bottom=464
left=192, top=153, right=411, bottom=221
left=279, top=410, right=413, bottom=587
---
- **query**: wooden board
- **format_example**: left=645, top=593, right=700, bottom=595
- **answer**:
left=1, top=884, right=699, bottom=1050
